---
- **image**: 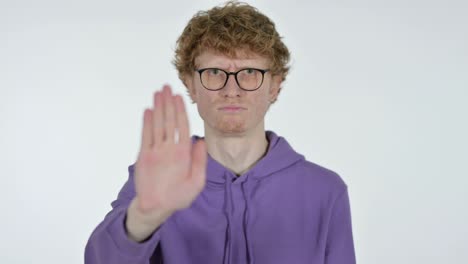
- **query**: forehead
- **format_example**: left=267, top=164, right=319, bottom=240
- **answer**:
left=195, top=50, right=270, bottom=69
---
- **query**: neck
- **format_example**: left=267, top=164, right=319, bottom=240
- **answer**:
left=204, top=124, right=269, bottom=176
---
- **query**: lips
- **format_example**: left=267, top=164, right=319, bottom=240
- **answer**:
left=221, top=106, right=242, bottom=110
left=219, top=105, right=245, bottom=109
left=218, top=105, right=246, bottom=112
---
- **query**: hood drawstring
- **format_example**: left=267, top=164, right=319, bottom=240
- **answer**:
left=223, top=172, right=255, bottom=264
left=223, top=173, right=233, bottom=264
left=242, top=178, right=255, bottom=264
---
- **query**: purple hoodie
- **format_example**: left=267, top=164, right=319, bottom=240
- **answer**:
left=85, top=131, right=356, bottom=264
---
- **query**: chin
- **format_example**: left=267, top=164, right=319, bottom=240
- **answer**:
left=216, top=120, right=248, bottom=135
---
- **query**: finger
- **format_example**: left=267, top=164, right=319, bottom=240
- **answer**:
left=163, top=85, right=176, bottom=143
left=189, top=139, right=207, bottom=190
left=153, top=90, right=164, bottom=146
left=140, top=108, right=153, bottom=151
left=174, top=95, right=190, bottom=144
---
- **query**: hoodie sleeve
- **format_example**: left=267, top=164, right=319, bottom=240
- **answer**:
left=325, top=187, right=356, bottom=264
left=84, top=164, right=163, bottom=264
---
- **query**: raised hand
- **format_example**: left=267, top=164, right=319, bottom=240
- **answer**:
left=126, top=85, right=207, bottom=242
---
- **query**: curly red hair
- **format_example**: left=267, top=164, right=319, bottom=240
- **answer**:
left=173, top=1, right=290, bottom=93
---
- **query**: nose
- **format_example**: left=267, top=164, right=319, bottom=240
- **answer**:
left=220, top=73, right=244, bottom=97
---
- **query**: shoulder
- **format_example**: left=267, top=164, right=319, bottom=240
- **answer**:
left=294, top=159, right=348, bottom=195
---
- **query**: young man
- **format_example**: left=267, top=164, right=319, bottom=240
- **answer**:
left=85, top=2, right=356, bottom=264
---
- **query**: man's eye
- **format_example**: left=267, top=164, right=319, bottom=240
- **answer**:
left=245, top=68, right=255, bottom=74
left=208, top=69, right=220, bottom=75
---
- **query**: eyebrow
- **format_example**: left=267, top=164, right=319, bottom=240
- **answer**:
left=196, top=63, right=266, bottom=70
left=195, top=58, right=266, bottom=69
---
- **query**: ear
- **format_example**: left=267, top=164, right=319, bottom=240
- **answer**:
left=268, top=75, right=283, bottom=103
left=183, top=74, right=197, bottom=104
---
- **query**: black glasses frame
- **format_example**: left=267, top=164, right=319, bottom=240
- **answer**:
left=195, top=68, right=270, bottom=91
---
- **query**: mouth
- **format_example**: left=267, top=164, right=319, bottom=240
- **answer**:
left=218, top=105, right=246, bottom=113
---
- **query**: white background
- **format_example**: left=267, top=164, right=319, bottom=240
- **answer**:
left=1, top=0, right=467, bottom=263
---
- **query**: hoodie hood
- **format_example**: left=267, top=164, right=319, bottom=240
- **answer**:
left=191, top=130, right=305, bottom=183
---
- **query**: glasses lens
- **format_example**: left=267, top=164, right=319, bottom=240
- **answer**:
left=237, top=69, right=263, bottom=90
left=201, top=69, right=227, bottom=90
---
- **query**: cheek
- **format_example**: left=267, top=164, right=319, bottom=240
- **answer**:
left=195, top=90, right=214, bottom=117
left=251, top=94, right=271, bottom=117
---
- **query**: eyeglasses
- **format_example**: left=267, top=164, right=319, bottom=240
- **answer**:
left=195, top=68, right=270, bottom=91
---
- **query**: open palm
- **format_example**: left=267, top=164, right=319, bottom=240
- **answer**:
left=133, top=85, right=207, bottom=215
